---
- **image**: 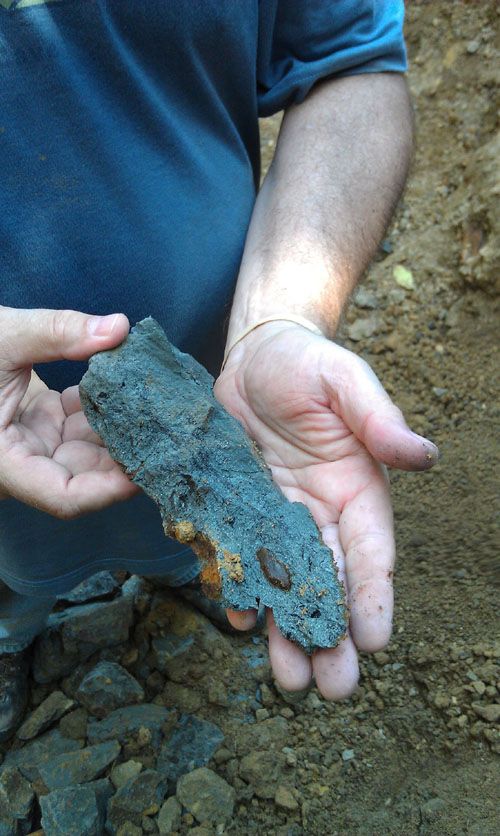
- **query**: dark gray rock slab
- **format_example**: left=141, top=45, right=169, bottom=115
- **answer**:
left=157, top=714, right=224, bottom=793
left=16, top=690, right=74, bottom=741
left=32, top=596, right=134, bottom=684
left=40, top=784, right=104, bottom=836
left=38, top=740, right=121, bottom=790
left=87, top=704, right=170, bottom=747
left=106, top=769, right=167, bottom=833
left=57, top=571, right=120, bottom=604
left=80, top=317, right=347, bottom=653
left=176, top=767, right=235, bottom=825
left=2, top=728, right=84, bottom=782
left=76, top=661, right=144, bottom=717
left=0, top=767, right=34, bottom=832
left=151, top=634, right=194, bottom=673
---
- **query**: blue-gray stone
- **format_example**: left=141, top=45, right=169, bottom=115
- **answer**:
left=2, top=729, right=84, bottom=782
left=57, top=571, right=120, bottom=604
left=32, top=596, right=134, bottom=684
left=106, top=769, right=167, bottom=833
left=151, top=634, right=194, bottom=672
left=76, top=662, right=144, bottom=717
left=40, top=785, right=103, bottom=836
left=157, top=714, right=224, bottom=793
left=0, top=767, right=34, bottom=832
left=80, top=318, right=347, bottom=653
left=87, top=704, right=170, bottom=747
left=38, top=740, right=121, bottom=790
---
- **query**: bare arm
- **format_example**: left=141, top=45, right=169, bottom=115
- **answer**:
left=227, top=72, right=413, bottom=345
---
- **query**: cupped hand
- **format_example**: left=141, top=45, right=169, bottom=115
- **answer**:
left=0, top=306, right=138, bottom=517
left=215, top=322, right=438, bottom=699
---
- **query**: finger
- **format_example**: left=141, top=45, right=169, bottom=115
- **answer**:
left=62, top=412, right=105, bottom=446
left=313, top=633, right=360, bottom=700
left=226, top=608, right=258, bottom=631
left=1, top=450, right=138, bottom=518
left=0, top=306, right=129, bottom=369
left=339, top=465, right=395, bottom=652
left=324, top=345, right=439, bottom=471
left=267, top=610, right=312, bottom=691
left=61, top=385, right=83, bottom=416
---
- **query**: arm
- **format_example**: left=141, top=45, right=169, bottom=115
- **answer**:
left=216, top=73, right=437, bottom=699
left=227, top=72, right=413, bottom=344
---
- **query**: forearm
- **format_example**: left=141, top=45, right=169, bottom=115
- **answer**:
left=227, top=72, right=414, bottom=345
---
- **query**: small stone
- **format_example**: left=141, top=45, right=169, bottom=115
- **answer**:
left=421, top=797, right=446, bottom=820
left=472, top=703, right=500, bottom=723
left=0, top=767, right=35, bottom=823
left=158, top=796, right=182, bottom=834
left=2, top=728, right=84, bottom=782
left=17, top=691, right=74, bottom=740
left=434, top=693, right=450, bottom=709
left=239, top=751, right=287, bottom=799
left=207, top=680, right=228, bottom=707
left=40, top=785, right=103, bottom=835
left=58, top=707, right=88, bottom=740
left=110, top=759, right=143, bottom=790
left=176, top=767, right=235, bottom=825
left=152, top=634, right=195, bottom=672
left=107, top=770, right=167, bottom=833
left=274, top=785, right=298, bottom=811
left=342, top=749, right=355, bottom=762
left=157, top=714, right=224, bottom=792
left=255, top=708, right=269, bottom=721
left=142, top=816, right=157, bottom=833
left=38, top=740, right=121, bottom=790
left=116, top=824, right=142, bottom=836
left=32, top=596, right=134, bottom=684
left=347, top=316, right=379, bottom=341
left=76, top=662, right=145, bottom=717
left=471, top=680, right=486, bottom=696
left=87, top=704, right=170, bottom=747
left=373, top=651, right=390, bottom=666
left=235, top=716, right=288, bottom=755
left=466, top=40, right=480, bottom=54
left=161, top=682, right=202, bottom=713
left=354, top=288, right=379, bottom=309
left=259, top=684, right=275, bottom=707
left=58, top=571, right=120, bottom=604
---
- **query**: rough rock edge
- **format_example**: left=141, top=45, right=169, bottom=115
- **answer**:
left=80, top=318, right=347, bottom=654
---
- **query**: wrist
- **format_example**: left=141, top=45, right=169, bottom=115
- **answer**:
left=222, top=317, right=323, bottom=373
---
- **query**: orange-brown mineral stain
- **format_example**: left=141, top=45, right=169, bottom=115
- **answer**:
left=257, top=548, right=291, bottom=591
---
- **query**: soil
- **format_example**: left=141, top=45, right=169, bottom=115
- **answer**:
left=2, top=2, right=498, bottom=835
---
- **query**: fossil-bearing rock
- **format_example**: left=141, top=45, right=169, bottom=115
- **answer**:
left=80, top=318, right=347, bottom=653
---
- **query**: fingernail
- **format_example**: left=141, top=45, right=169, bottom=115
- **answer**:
left=410, top=432, right=440, bottom=463
left=87, top=314, right=120, bottom=337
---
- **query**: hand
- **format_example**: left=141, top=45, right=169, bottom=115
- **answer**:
left=215, top=322, right=438, bottom=699
left=0, top=306, right=138, bottom=517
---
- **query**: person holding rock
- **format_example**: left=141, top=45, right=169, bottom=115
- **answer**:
left=0, top=1, right=438, bottom=741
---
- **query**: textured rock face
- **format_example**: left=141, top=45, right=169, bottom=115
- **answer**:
left=80, top=318, right=347, bottom=654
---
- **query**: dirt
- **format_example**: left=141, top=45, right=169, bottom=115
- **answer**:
left=240, top=1, right=500, bottom=832
left=2, top=3, right=498, bottom=834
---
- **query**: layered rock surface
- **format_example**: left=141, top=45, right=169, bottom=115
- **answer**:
left=80, top=318, right=347, bottom=653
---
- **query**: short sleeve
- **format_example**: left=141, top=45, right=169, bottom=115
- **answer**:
left=257, top=1, right=407, bottom=116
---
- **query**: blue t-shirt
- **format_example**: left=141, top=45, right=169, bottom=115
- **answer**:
left=0, top=1, right=407, bottom=596
left=1, top=0, right=406, bottom=387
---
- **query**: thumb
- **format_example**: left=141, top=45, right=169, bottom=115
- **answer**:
left=0, top=306, right=129, bottom=369
left=326, top=345, right=439, bottom=472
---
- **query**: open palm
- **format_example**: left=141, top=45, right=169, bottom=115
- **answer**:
left=215, top=323, right=438, bottom=698
left=0, top=307, right=136, bottom=517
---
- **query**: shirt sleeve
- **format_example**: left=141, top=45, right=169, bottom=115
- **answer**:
left=257, top=0, right=407, bottom=117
